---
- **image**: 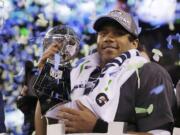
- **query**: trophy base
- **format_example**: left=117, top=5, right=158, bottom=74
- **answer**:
left=47, top=123, right=65, bottom=135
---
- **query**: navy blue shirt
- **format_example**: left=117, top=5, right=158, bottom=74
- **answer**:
left=0, top=92, right=6, bottom=133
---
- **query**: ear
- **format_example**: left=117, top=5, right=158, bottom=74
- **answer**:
left=131, top=39, right=139, bottom=49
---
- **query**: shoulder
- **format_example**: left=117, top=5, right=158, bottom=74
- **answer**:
left=140, top=62, right=172, bottom=81
left=141, top=62, right=168, bottom=73
left=137, top=62, right=174, bottom=95
left=176, top=80, right=180, bottom=107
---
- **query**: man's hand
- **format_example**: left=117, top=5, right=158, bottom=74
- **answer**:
left=38, top=43, right=61, bottom=70
left=20, top=85, right=28, bottom=96
left=57, top=100, right=97, bottom=133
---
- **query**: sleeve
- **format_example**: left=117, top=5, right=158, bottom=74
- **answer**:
left=134, top=62, right=174, bottom=132
left=0, top=92, right=6, bottom=133
left=93, top=118, right=108, bottom=133
left=176, top=80, right=180, bottom=108
left=174, top=80, right=180, bottom=127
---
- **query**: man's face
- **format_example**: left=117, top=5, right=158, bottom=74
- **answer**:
left=97, top=25, right=137, bottom=66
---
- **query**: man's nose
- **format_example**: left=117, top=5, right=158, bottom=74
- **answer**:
left=103, top=32, right=114, bottom=42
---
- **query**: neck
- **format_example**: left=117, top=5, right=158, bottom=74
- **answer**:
left=99, top=59, right=109, bottom=68
left=100, top=62, right=105, bottom=69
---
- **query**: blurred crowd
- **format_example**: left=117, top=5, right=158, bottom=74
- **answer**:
left=0, top=0, right=179, bottom=135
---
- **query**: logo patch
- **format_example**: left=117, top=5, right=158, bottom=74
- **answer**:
left=50, top=67, right=63, bottom=79
left=96, top=93, right=109, bottom=106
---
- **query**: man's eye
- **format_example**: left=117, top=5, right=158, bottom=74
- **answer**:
left=99, top=31, right=107, bottom=36
left=114, top=31, right=127, bottom=36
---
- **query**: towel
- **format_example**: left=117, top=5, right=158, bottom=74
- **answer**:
left=70, top=49, right=148, bottom=122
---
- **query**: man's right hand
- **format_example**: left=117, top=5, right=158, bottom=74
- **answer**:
left=38, top=42, right=62, bottom=70
left=57, top=100, right=97, bottom=133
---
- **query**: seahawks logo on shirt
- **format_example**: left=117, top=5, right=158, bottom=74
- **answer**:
left=96, top=93, right=109, bottom=106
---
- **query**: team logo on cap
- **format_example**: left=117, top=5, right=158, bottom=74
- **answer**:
left=108, top=10, right=131, bottom=29
left=96, top=93, right=109, bottom=106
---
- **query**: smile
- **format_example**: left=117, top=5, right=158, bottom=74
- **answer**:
left=102, top=46, right=118, bottom=50
left=102, top=44, right=118, bottom=50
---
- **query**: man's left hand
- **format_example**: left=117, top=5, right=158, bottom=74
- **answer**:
left=57, top=100, right=97, bottom=133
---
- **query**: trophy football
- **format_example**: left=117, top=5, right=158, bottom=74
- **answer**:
left=33, top=25, right=80, bottom=115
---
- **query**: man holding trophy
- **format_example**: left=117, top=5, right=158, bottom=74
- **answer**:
left=35, top=10, right=175, bottom=135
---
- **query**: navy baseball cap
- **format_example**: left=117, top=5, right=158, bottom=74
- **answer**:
left=93, top=10, right=139, bottom=37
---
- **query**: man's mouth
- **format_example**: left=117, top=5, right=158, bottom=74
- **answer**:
left=102, top=44, right=118, bottom=50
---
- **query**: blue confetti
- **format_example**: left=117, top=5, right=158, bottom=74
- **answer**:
left=167, top=43, right=173, bottom=49
left=166, top=33, right=180, bottom=49
left=150, top=84, right=165, bottom=95
left=175, top=33, right=180, bottom=42
left=166, top=35, right=173, bottom=49
left=0, top=0, right=4, bottom=8
left=166, top=35, right=172, bottom=44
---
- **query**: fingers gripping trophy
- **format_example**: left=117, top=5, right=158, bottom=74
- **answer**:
left=33, top=25, right=80, bottom=121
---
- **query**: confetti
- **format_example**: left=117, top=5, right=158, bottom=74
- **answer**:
left=135, top=104, right=153, bottom=115
left=20, top=27, right=29, bottom=37
left=166, top=35, right=173, bottom=49
left=166, top=33, right=180, bottom=49
left=14, top=67, right=24, bottom=77
left=175, top=33, right=180, bottom=42
left=167, top=43, right=173, bottom=50
left=36, top=13, right=48, bottom=27
left=0, top=0, right=4, bottom=8
left=0, top=16, right=4, bottom=27
left=33, top=60, right=39, bottom=67
left=80, top=44, right=90, bottom=56
left=150, top=84, right=165, bottom=95
left=169, top=22, right=175, bottom=31
left=152, top=49, right=163, bottom=62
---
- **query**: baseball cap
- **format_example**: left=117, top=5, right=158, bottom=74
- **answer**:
left=93, top=10, right=139, bottom=37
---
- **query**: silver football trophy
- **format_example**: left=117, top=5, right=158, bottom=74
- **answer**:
left=33, top=25, right=80, bottom=115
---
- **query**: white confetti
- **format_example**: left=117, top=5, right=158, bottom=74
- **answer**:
left=152, top=49, right=163, bottom=62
